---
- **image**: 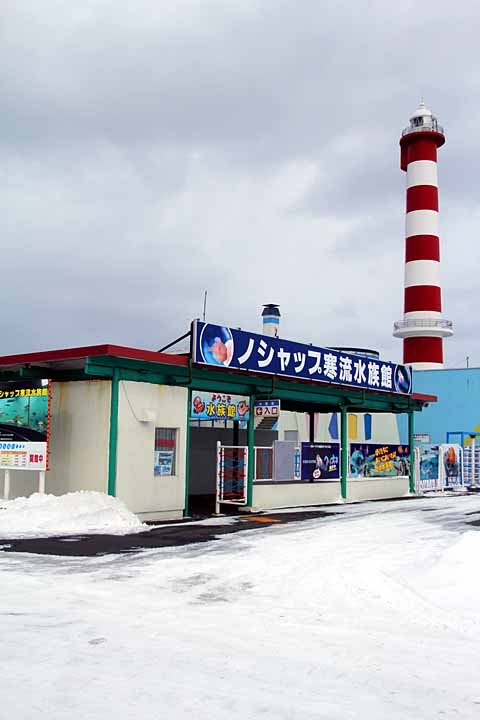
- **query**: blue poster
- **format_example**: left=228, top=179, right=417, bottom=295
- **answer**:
left=418, top=444, right=439, bottom=482
left=192, top=321, right=412, bottom=395
left=301, top=442, right=340, bottom=481
left=350, top=444, right=410, bottom=477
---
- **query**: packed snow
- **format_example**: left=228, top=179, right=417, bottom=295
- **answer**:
left=0, top=491, right=147, bottom=538
left=1, top=495, right=480, bottom=719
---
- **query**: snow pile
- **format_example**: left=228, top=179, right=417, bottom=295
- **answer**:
left=420, top=530, right=480, bottom=613
left=0, top=491, right=147, bottom=538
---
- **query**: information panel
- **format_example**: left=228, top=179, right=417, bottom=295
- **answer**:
left=0, top=380, right=50, bottom=471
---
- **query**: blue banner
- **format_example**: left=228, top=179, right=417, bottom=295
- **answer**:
left=301, top=442, right=340, bottom=481
left=192, top=321, right=412, bottom=395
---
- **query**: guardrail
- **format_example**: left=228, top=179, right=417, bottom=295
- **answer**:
left=402, top=123, right=444, bottom=136
left=393, top=319, right=453, bottom=331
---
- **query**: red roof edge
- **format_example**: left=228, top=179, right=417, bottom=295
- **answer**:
left=0, top=344, right=189, bottom=368
left=412, top=392, right=437, bottom=404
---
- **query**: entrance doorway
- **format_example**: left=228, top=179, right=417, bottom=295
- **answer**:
left=187, top=425, right=278, bottom=517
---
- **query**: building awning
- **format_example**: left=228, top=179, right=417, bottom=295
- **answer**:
left=0, top=344, right=436, bottom=414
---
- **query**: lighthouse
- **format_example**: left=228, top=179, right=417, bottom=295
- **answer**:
left=393, top=102, right=453, bottom=369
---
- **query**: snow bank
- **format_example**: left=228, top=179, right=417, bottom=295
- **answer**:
left=420, top=530, right=480, bottom=613
left=0, top=491, right=147, bottom=538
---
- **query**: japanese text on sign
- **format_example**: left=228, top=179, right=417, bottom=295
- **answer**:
left=193, top=322, right=412, bottom=395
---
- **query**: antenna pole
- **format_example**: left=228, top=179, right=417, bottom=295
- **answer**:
left=202, top=291, right=207, bottom=322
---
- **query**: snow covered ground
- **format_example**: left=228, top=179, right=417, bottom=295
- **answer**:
left=1, top=495, right=480, bottom=719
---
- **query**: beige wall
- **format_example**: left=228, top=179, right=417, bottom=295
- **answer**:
left=116, top=381, right=187, bottom=520
left=5, top=380, right=111, bottom=500
left=253, top=482, right=343, bottom=509
left=346, top=477, right=410, bottom=502
left=252, top=476, right=410, bottom=511
left=277, top=410, right=401, bottom=444
left=47, top=380, right=111, bottom=496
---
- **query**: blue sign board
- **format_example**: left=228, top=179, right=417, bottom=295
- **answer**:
left=301, top=442, right=340, bottom=481
left=192, top=321, right=412, bottom=395
left=254, top=400, right=280, bottom=417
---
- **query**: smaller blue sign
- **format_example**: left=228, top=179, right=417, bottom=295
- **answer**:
left=301, top=442, right=340, bottom=481
left=254, top=400, right=280, bottom=417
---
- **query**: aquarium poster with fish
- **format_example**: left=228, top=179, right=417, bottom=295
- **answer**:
left=0, top=380, right=50, bottom=471
left=349, top=444, right=410, bottom=478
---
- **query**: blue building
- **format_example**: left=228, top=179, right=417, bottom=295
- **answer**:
left=398, top=368, right=480, bottom=444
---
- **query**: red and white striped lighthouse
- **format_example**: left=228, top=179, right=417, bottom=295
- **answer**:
left=393, top=102, right=453, bottom=369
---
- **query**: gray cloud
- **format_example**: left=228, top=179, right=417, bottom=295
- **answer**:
left=1, top=0, right=479, bottom=366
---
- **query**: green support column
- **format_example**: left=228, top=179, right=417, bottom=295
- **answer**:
left=184, top=388, right=192, bottom=517
left=107, top=368, right=120, bottom=497
left=340, top=406, right=348, bottom=500
left=246, top=394, right=256, bottom=507
left=408, top=410, right=415, bottom=494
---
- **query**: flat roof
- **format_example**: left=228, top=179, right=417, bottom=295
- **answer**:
left=0, top=344, right=188, bottom=373
left=0, top=343, right=436, bottom=412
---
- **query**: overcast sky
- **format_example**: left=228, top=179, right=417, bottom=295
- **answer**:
left=2, top=1, right=478, bottom=366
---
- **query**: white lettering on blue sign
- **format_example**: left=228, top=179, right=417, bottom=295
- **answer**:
left=193, top=322, right=412, bottom=395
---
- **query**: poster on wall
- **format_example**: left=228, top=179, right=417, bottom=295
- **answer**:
left=190, top=392, right=250, bottom=424
left=192, top=320, right=412, bottom=395
left=301, top=443, right=340, bottom=481
left=154, top=428, right=176, bottom=477
left=0, top=380, right=50, bottom=471
left=439, top=444, right=462, bottom=486
left=349, top=444, right=410, bottom=478
left=154, top=450, right=174, bottom=476
left=418, top=444, right=440, bottom=483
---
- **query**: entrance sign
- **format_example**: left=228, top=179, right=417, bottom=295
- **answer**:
left=254, top=400, right=280, bottom=418
left=0, top=380, right=50, bottom=472
left=349, top=444, right=410, bottom=478
left=301, top=442, right=340, bottom=481
left=192, top=321, right=412, bottom=395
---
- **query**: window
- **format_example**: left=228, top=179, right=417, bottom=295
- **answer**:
left=154, top=428, right=177, bottom=476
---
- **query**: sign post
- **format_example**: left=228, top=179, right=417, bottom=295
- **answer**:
left=3, top=469, right=10, bottom=501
